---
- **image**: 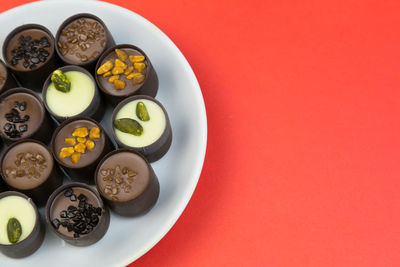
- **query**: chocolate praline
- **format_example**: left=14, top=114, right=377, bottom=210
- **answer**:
left=0, top=59, right=18, bottom=94
left=45, top=182, right=110, bottom=246
left=95, top=149, right=160, bottom=217
left=0, top=88, right=54, bottom=145
left=95, top=44, right=158, bottom=105
left=0, top=191, right=45, bottom=258
left=111, top=95, right=172, bottom=162
left=51, top=116, right=113, bottom=183
left=42, top=65, right=104, bottom=123
left=55, top=13, right=115, bottom=72
left=2, top=24, right=60, bottom=91
left=0, top=139, right=63, bottom=206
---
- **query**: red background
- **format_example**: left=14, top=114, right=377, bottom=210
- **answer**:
left=2, top=0, right=400, bottom=266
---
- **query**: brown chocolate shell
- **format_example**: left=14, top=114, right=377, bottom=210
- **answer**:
left=95, top=44, right=158, bottom=106
left=2, top=24, right=61, bottom=91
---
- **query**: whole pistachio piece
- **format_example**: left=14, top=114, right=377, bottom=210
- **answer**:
left=51, top=70, right=71, bottom=93
left=7, top=217, right=22, bottom=244
left=136, top=102, right=150, bottom=121
left=114, top=118, right=143, bottom=136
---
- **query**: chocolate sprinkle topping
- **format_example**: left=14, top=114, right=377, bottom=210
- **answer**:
left=54, top=188, right=102, bottom=238
left=3, top=101, right=30, bottom=138
left=10, top=35, right=51, bottom=69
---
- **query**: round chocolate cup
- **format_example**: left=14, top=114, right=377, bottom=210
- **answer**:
left=0, top=88, right=55, bottom=145
left=95, top=44, right=159, bottom=106
left=2, top=24, right=61, bottom=91
left=0, top=59, right=18, bottom=94
left=0, top=191, right=45, bottom=258
left=55, top=13, right=115, bottom=73
left=111, top=95, right=172, bottom=162
left=45, top=182, right=110, bottom=246
left=51, top=116, right=114, bottom=183
left=95, top=149, right=160, bottom=217
left=0, top=139, right=63, bottom=206
left=42, top=65, right=105, bottom=123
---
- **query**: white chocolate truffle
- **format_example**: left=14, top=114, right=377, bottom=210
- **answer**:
left=0, top=195, right=36, bottom=245
left=46, top=71, right=95, bottom=117
left=115, top=99, right=166, bottom=147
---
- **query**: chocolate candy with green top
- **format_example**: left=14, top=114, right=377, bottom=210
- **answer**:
left=0, top=191, right=44, bottom=258
left=111, top=95, right=172, bottom=162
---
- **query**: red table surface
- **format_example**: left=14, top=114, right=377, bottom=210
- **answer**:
left=2, top=0, right=400, bottom=266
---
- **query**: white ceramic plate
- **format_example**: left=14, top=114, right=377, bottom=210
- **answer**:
left=0, top=1, right=207, bottom=266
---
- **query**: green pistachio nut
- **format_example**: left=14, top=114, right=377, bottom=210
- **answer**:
left=7, top=217, right=22, bottom=244
left=114, top=118, right=143, bottom=136
left=136, top=101, right=150, bottom=121
left=51, top=70, right=71, bottom=93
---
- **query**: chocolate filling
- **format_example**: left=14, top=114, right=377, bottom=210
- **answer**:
left=96, top=151, right=150, bottom=202
left=49, top=187, right=102, bottom=238
left=2, top=141, right=53, bottom=190
left=5, top=29, right=53, bottom=71
left=0, top=92, right=44, bottom=140
left=57, top=18, right=106, bottom=64
left=97, top=48, right=149, bottom=96
left=53, top=119, right=105, bottom=168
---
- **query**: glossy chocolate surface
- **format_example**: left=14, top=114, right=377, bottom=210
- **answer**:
left=97, top=48, right=149, bottom=96
left=53, top=119, right=105, bottom=168
left=2, top=141, right=53, bottom=190
left=95, top=149, right=160, bottom=217
left=49, top=187, right=102, bottom=237
left=58, top=18, right=105, bottom=64
left=45, top=183, right=109, bottom=246
left=5, top=29, right=54, bottom=71
left=55, top=13, right=115, bottom=72
left=0, top=91, right=44, bottom=140
left=2, top=24, right=60, bottom=91
left=95, top=44, right=158, bottom=105
left=96, top=151, right=150, bottom=202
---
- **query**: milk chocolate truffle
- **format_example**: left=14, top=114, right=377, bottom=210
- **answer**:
left=0, top=191, right=45, bottom=258
left=111, top=95, right=172, bottom=162
left=0, top=139, right=63, bottom=206
left=45, top=183, right=109, bottom=246
left=2, top=24, right=60, bottom=91
left=42, top=65, right=104, bottom=123
left=51, top=117, right=113, bottom=183
left=55, top=13, right=115, bottom=72
left=0, top=59, right=18, bottom=94
left=0, top=88, right=54, bottom=145
left=95, top=149, right=160, bottom=217
left=95, top=44, right=158, bottom=105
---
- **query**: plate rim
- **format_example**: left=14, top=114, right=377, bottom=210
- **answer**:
left=0, top=0, right=208, bottom=266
